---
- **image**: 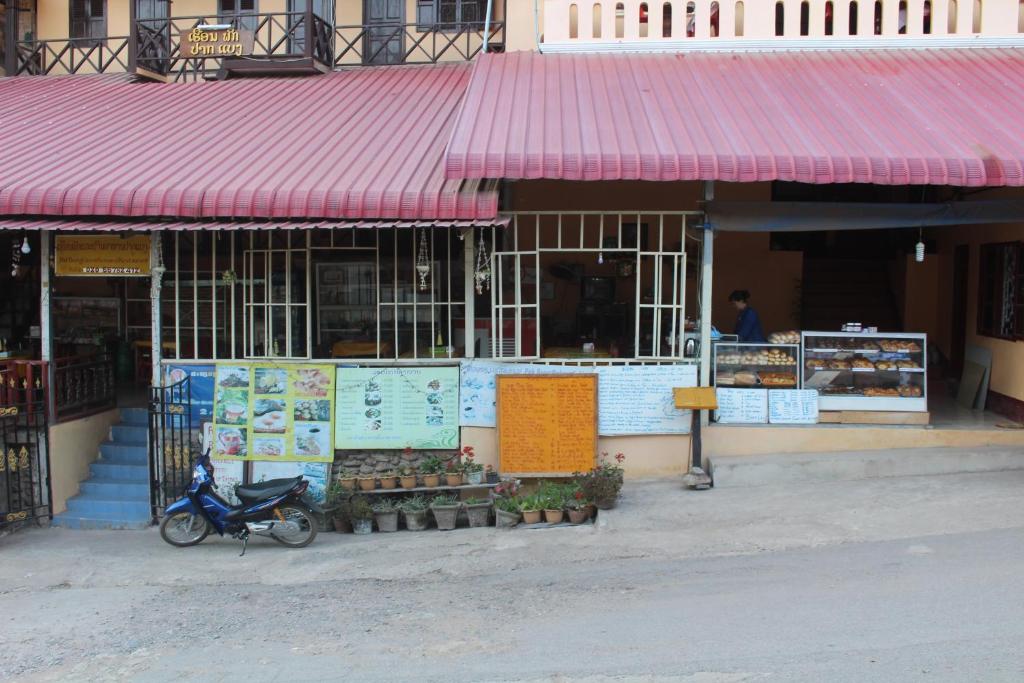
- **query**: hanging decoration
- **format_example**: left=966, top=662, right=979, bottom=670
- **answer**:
left=474, top=231, right=492, bottom=295
left=415, top=229, right=431, bottom=291
left=10, top=233, right=24, bottom=277
left=915, top=227, right=925, bottom=263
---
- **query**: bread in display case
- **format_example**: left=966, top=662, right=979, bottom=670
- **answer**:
left=713, top=342, right=800, bottom=389
left=801, top=331, right=927, bottom=411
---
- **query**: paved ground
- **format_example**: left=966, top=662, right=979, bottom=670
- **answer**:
left=2, top=470, right=1024, bottom=682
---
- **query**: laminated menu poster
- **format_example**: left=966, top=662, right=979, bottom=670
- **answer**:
left=768, top=389, right=820, bottom=424
left=460, top=361, right=697, bottom=435
left=334, top=367, right=460, bottom=449
left=714, top=388, right=769, bottom=424
left=497, top=374, right=598, bottom=476
left=212, top=364, right=336, bottom=462
left=250, top=461, right=329, bottom=503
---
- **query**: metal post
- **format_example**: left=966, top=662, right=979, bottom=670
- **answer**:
left=150, top=232, right=165, bottom=389
left=39, top=231, right=55, bottom=419
left=464, top=228, right=475, bottom=358
left=699, top=181, right=715, bottom=400
left=3, top=1, right=18, bottom=75
left=128, top=0, right=137, bottom=71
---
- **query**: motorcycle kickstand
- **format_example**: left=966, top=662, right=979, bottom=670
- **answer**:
left=238, top=530, right=250, bottom=557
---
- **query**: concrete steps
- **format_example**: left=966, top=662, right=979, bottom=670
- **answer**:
left=709, top=447, right=1024, bottom=488
left=53, top=407, right=152, bottom=530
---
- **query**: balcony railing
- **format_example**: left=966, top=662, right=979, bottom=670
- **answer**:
left=136, top=10, right=334, bottom=81
left=0, top=355, right=116, bottom=423
left=11, top=37, right=130, bottom=77
left=334, top=20, right=505, bottom=66
left=543, top=0, right=1024, bottom=49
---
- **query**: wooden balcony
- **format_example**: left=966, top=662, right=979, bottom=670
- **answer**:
left=542, top=0, right=1024, bottom=50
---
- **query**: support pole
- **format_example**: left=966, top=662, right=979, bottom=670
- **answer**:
left=150, top=232, right=165, bottom=389
left=3, top=1, right=17, bottom=76
left=683, top=181, right=714, bottom=490
left=463, top=228, right=475, bottom=358
left=40, top=231, right=55, bottom=419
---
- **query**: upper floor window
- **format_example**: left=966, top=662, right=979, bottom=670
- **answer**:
left=220, top=0, right=258, bottom=33
left=70, top=0, right=106, bottom=46
left=418, top=0, right=489, bottom=30
left=978, top=242, right=1023, bottom=340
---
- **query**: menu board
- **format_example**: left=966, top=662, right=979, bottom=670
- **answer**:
left=460, top=361, right=696, bottom=435
left=497, top=374, right=597, bottom=475
left=250, top=461, right=329, bottom=503
left=714, top=388, right=769, bottom=424
left=334, top=367, right=460, bottom=449
left=212, top=364, right=336, bottom=462
left=768, top=389, right=820, bottom=424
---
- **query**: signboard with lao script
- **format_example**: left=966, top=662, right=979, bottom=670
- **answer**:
left=460, top=361, right=696, bottom=435
left=714, top=388, right=768, bottom=424
left=497, top=374, right=597, bottom=476
left=768, top=389, right=820, bottom=424
left=54, top=235, right=150, bottom=277
left=180, top=26, right=254, bottom=59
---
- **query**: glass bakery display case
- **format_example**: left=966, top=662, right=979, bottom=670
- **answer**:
left=801, top=331, right=927, bottom=412
left=713, top=342, right=800, bottom=389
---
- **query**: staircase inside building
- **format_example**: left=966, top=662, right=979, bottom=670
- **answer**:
left=801, top=258, right=902, bottom=332
left=53, top=408, right=151, bottom=530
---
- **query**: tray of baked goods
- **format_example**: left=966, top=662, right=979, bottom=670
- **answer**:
left=804, top=358, right=924, bottom=372
left=715, top=370, right=798, bottom=388
left=819, top=384, right=923, bottom=398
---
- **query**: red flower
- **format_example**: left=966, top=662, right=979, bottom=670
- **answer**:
left=574, top=491, right=584, bottom=500
left=615, top=453, right=625, bottom=464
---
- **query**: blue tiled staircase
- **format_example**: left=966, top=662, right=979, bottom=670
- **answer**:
left=53, top=408, right=152, bottom=530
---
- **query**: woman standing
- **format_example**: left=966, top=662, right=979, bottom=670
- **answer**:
left=729, top=290, right=766, bottom=343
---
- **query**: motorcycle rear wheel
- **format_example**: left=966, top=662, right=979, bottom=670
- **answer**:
left=160, top=512, right=210, bottom=547
left=270, top=505, right=317, bottom=548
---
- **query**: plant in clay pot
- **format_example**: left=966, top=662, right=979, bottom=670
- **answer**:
left=419, top=456, right=444, bottom=488
left=430, top=493, right=461, bottom=530
left=339, top=474, right=357, bottom=491
left=399, top=495, right=430, bottom=531
left=398, top=461, right=418, bottom=489
left=519, top=494, right=543, bottom=525
left=348, top=495, right=374, bottom=535
left=538, top=481, right=566, bottom=524
left=461, top=446, right=484, bottom=485
left=444, top=460, right=464, bottom=487
left=485, top=464, right=499, bottom=484
left=378, top=471, right=398, bottom=490
left=371, top=497, right=399, bottom=532
left=357, top=475, right=377, bottom=491
left=566, top=488, right=590, bottom=525
left=463, top=497, right=492, bottom=528
left=493, top=495, right=521, bottom=528
left=574, top=452, right=625, bottom=510
left=325, top=480, right=351, bottom=532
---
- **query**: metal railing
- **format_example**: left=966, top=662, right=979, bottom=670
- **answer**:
left=334, top=20, right=505, bottom=66
left=0, top=361, right=48, bottom=414
left=52, top=354, right=116, bottom=423
left=11, top=36, right=131, bottom=77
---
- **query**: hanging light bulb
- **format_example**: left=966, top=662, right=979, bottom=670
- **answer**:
left=915, top=228, right=925, bottom=263
left=598, top=252, right=604, bottom=265
left=20, top=236, right=30, bottom=254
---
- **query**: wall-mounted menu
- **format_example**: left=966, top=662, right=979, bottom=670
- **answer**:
left=212, top=364, right=336, bottom=462
left=497, top=374, right=597, bottom=475
left=768, top=389, right=820, bottom=424
left=334, top=367, right=459, bottom=449
left=714, top=388, right=769, bottom=424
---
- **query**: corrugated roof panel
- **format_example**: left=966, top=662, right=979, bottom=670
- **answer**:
left=446, top=50, right=1024, bottom=186
left=0, top=66, right=497, bottom=220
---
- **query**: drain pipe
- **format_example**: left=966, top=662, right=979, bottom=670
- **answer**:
left=483, top=0, right=493, bottom=51
left=534, top=0, right=544, bottom=51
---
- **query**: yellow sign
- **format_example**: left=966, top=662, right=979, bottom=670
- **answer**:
left=497, top=374, right=597, bottom=476
left=180, top=27, right=254, bottom=58
left=54, top=235, right=150, bottom=277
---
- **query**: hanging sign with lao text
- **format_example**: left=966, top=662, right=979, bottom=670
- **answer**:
left=497, top=374, right=597, bottom=476
left=54, top=235, right=150, bottom=277
left=180, top=26, right=254, bottom=59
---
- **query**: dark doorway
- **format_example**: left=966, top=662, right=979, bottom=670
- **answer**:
left=950, top=244, right=969, bottom=376
left=364, top=0, right=403, bottom=65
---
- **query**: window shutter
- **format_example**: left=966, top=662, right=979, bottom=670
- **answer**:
left=416, top=0, right=435, bottom=31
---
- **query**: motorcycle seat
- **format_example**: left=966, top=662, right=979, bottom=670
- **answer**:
left=235, top=477, right=302, bottom=504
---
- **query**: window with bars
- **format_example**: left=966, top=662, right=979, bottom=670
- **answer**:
left=416, top=0, right=488, bottom=30
left=978, top=242, right=1024, bottom=340
left=220, top=0, right=258, bottom=32
left=70, top=0, right=106, bottom=46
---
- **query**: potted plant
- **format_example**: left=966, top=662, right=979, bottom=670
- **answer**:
left=485, top=464, right=499, bottom=484
left=430, top=493, right=461, bottom=530
left=463, top=497, right=492, bottom=528
left=493, top=496, right=521, bottom=528
left=444, top=460, right=464, bottom=487
left=372, top=497, right=399, bottom=532
left=419, top=456, right=444, bottom=488
left=539, top=482, right=566, bottom=524
left=379, top=471, right=398, bottom=490
left=461, top=446, right=484, bottom=485
left=358, top=475, right=377, bottom=491
left=348, top=495, right=374, bottom=535
left=398, top=465, right=418, bottom=490
left=339, top=474, right=358, bottom=491
left=325, top=480, right=351, bottom=532
left=520, top=494, right=543, bottom=525
left=566, top=489, right=590, bottom=524
left=399, top=495, right=430, bottom=531
left=575, top=452, right=626, bottom=510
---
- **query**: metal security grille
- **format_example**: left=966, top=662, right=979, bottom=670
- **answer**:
left=0, top=403, right=51, bottom=527
left=148, top=375, right=193, bottom=520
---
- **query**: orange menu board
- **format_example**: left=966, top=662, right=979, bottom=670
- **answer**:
left=497, top=374, right=598, bottom=476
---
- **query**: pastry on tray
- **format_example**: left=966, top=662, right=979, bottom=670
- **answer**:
left=874, top=360, right=896, bottom=371
left=827, top=360, right=851, bottom=370
left=898, top=385, right=923, bottom=397
left=851, top=358, right=875, bottom=369
left=759, top=372, right=797, bottom=387
left=897, top=360, right=921, bottom=369
left=734, top=371, right=759, bottom=386
left=863, top=387, right=900, bottom=397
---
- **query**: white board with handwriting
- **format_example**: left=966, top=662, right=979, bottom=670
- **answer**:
left=768, top=389, right=820, bottom=424
left=714, top=389, right=769, bottom=424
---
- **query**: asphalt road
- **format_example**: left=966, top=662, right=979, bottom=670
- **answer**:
left=2, top=471, right=1024, bottom=682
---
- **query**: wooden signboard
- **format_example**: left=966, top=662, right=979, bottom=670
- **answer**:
left=497, top=374, right=597, bottom=477
left=180, top=26, right=254, bottom=59
left=54, top=235, right=150, bottom=276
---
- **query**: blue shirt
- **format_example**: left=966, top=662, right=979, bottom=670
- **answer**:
left=735, top=307, right=766, bottom=343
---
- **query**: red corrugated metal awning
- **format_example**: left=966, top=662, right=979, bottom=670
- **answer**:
left=0, top=217, right=508, bottom=231
left=0, top=65, right=497, bottom=220
left=445, top=50, right=1024, bottom=186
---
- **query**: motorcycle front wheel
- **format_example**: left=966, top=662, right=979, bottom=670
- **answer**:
left=271, top=505, right=318, bottom=548
left=160, top=512, right=210, bottom=547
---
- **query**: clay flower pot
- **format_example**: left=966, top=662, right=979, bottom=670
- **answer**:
left=339, top=477, right=357, bottom=491
left=567, top=509, right=589, bottom=525
left=399, top=475, right=418, bottom=489
left=465, top=502, right=492, bottom=528
left=422, top=474, right=441, bottom=488
left=521, top=509, right=542, bottom=525
left=374, top=510, right=399, bottom=533
left=358, top=477, right=377, bottom=491
left=379, top=476, right=398, bottom=490
left=431, top=503, right=460, bottom=531
left=332, top=517, right=351, bottom=533
left=403, top=510, right=429, bottom=531
left=543, top=509, right=565, bottom=524
left=445, top=472, right=464, bottom=487
left=495, top=509, right=520, bottom=528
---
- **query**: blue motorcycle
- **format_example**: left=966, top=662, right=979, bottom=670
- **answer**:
left=160, top=453, right=322, bottom=554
